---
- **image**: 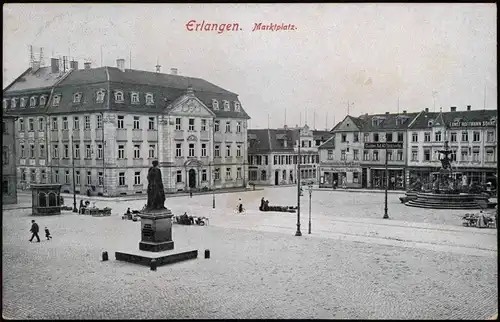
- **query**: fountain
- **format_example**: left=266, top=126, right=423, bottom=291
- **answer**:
left=403, top=141, right=497, bottom=209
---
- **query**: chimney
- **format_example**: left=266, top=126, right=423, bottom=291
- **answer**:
left=170, top=68, right=178, bottom=75
left=385, top=112, right=390, bottom=115
left=84, top=62, right=91, bottom=70
left=51, top=58, right=59, bottom=73
left=425, top=108, right=429, bottom=112
left=450, top=106, right=457, bottom=112
left=186, top=85, right=194, bottom=96
left=155, top=63, right=161, bottom=73
left=116, top=59, right=125, bottom=72
left=31, top=61, right=41, bottom=73
left=467, top=105, right=471, bottom=111
left=402, top=110, right=407, bottom=114
left=70, top=60, right=78, bottom=70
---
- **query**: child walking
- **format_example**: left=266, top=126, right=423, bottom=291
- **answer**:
left=45, top=227, right=52, bottom=240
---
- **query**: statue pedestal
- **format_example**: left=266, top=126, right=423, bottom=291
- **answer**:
left=138, top=209, right=174, bottom=252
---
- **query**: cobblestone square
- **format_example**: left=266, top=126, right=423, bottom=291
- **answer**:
left=2, top=188, right=498, bottom=319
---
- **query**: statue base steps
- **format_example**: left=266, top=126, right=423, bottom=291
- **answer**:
left=115, top=248, right=198, bottom=267
left=139, top=240, right=174, bottom=252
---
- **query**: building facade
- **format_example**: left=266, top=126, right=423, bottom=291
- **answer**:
left=406, top=106, right=497, bottom=187
left=2, top=116, right=18, bottom=204
left=247, top=125, right=331, bottom=186
left=3, top=58, right=250, bottom=196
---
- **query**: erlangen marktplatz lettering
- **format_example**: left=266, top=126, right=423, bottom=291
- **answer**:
left=448, top=120, right=497, bottom=128
left=364, top=142, right=404, bottom=149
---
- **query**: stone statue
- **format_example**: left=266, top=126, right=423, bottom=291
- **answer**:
left=145, top=160, right=166, bottom=211
left=437, top=141, right=453, bottom=170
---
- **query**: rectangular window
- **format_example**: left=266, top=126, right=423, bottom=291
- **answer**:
left=226, top=145, right=231, bottom=157
left=201, top=119, right=207, bottom=131
left=341, top=150, right=346, bottom=161
left=51, top=117, right=58, bottom=130
left=52, top=144, right=58, bottom=158
left=461, top=149, right=468, bottom=161
left=149, top=145, right=155, bottom=158
left=411, top=150, right=418, bottom=161
left=214, top=168, right=220, bottom=180
left=97, top=114, right=103, bottom=129
left=189, top=143, right=195, bottom=157
left=30, top=169, right=36, bottom=182
left=237, top=167, right=242, bottom=179
left=20, top=144, right=25, bottom=158
left=75, top=171, right=80, bottom=185
left=38, top=144, right=45, bottom=158
left=387, top=150, right=393, bottom=161
left=175, top=118, right=182, bottom=130
left=87, top=171, right=92, bottom=185
left=117, top=116, right=124, bottom=129
left=386, top=133, right=393, bottom=142
left=73, top=117, right=80, bottom=130
left=176, top=170, right=182, bottom=183
left=473, top=131, right=480, bottom=142
left=74, top=144, right=80, bottom=159
left=373, top=133, right=379, bottom=142
left=214, top=145, right=220, bottom=157
left=62, top=117, right=68, bottom=130
left=21, top=169, right=26, bottom=181
left=119, top=172, right=126, bottom=186
left=328, top=150, right=334, bottom=160
left=435, top=132, right=441, bottom=142
left=412, top=133, right=418, bottom=142
left=461, top=131, right=468, bottom=142
left=363, top=150, right=369, bottom=161
left=225, top=121, right=231, bottom=133
left=201, top=143, right=207, bottom=157
left=424, top=132, right=430, bottom=142
left=397, top=150, right=403, bottom=161
left=37, top=118, right=44, bottom=131
left=472, top=148, right=480, bottom=162
left=134, top=172, right=141, bottom=185
left=373, top=150, right=379, bottom=161
left=188, top=118, right=195, bottom=131
left=64, top=144, right=69, bottom=158
left=236, top=121, right=242, bottom=133
left=97, top=144, right=103, bottom=159
left=214, top=120, right=220, bottom=132
left=225, top=167, right=232, bottom=180
left=487, top=131, right=495, bottom=142
left=118, top=145, right=125, bottom=159
left=424, top=149, right=430, bottom=161
left=40, top=170, right=46, bottom=183
left=29, top=144, right=35, bottom=158
left=85, top=145, right=92, bottom=159
left=450, top=150, right=457, bottom=162
left=28, top=118, right=34, bottom=131
left=19, top=118, right=25, bottom=131
left=84, top=115, right=90, bottom=130
left=353, top=149, right=359, bottom=160
left=397, top=132, right=404, bottom=142
left=202, top=169, right=207, bottom=181
left=341, top=134, right=347, bottom=143
left=65, top=170, right=70, bottom=184
left=134, top=145, right=141, bottom=159
left=486, top=149, right=495, bottom=162
left=450, top=132, right=457, bottom=142
left=98, top=172, right=103, bottom=186
left=236, top=145, right=242, bottom=157
left=133, top=116, right=140, bottom=130
left=148, top=117, right=155, bottom=130
left=176, top=143, right=182, bottom=157
left=363, top=133, right=370, bottom=143
left=54, top=170, right=59, bottom=183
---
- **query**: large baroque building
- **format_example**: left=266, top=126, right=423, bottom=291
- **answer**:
left=3, top=58, right=250, bottom=196
left=2, top=115, right=18, bottom=204
left=247, top=125, right=331, bottom=185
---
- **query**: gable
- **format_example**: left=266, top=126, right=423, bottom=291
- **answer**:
left=334, top=116, right=361, bottom=132
left=167, top=96, right=215, bottom=118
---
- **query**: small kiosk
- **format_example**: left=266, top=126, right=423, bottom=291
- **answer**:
left=31, top=184, right=62, bottom=216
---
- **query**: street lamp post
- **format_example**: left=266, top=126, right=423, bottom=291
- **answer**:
left=383, top=140, right=389, bottom=219
left=295, top=129, right=302, bottom=236
left=308, top=184, right=312, bottom=234
left=71, top=134, right=78, bottom=213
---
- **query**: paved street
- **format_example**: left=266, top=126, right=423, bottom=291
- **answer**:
left=2, top=187, right=498, bottom=319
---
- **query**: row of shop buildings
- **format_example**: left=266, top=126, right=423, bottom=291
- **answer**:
left=318, top=107, right=497, bottom=190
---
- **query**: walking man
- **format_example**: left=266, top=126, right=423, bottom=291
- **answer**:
left=29, top=220, right=40, bottom=242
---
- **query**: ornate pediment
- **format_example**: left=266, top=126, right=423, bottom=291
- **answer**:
left=187, top=135, right=198, bottom=141
left=169, top=97, right=214, bottom=117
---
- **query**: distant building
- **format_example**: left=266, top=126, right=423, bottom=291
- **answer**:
left=247, top=125, right=331, bottom=185
left=3, top=58, right=250, bottom=196
left=407, top=106, right=497, bottom=186
left=2, top=115, right=18, bottom=204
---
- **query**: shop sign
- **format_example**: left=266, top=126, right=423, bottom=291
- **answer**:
left=325, top=161, right=361, bottom=167
left=321, top=167, right=361, bottom=173
left=448, top=120, right=496, bottom=128
left=364, top=142, right=404, bottom=149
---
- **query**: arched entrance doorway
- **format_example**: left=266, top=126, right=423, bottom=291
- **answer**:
left=275, top=170, right=279, bottom=185
left=189, top=169, right=196, bottom=189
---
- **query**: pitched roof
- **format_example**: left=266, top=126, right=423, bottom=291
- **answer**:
left=3, top=67, right=69, bottom=93
left=312, top=130, right=331, bottom=140
left=409, top=109, right=497, bottom=129
left=248, top=128, right=299, bottom=154
left=318, top=134, right=336, bottom=149
left=359, top=112, right=420, bottom=131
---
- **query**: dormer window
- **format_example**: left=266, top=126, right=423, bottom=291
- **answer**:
left=223, top=100, right=230, bottom=111
left=11, top=98, right=17, bottom=108
left=30, top=97, right=37, bottom=107
left=39, top=96, right=46, bottom=106
left=131, top=92, right=139, bottom=104
left=145, top=93, right=154, bottom=105
left=20, top=97, right=27, bottom=108
left=52, top=95, right=61, bottom=106
left=96, top=89, right=106, bottom=103
left=428, top=119, right=434, bottom=127
left=114, top=91, right=124, bottom=103
left=212, top=99, right=219, bottom=110
left=283, top=140, right=288, bottom=148
left=234, top=101, right=240, bottom=112
left=73, top=93, right=82, bottom=103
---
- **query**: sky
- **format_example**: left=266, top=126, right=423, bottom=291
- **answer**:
left=3, top=3, right=497, bottom=130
